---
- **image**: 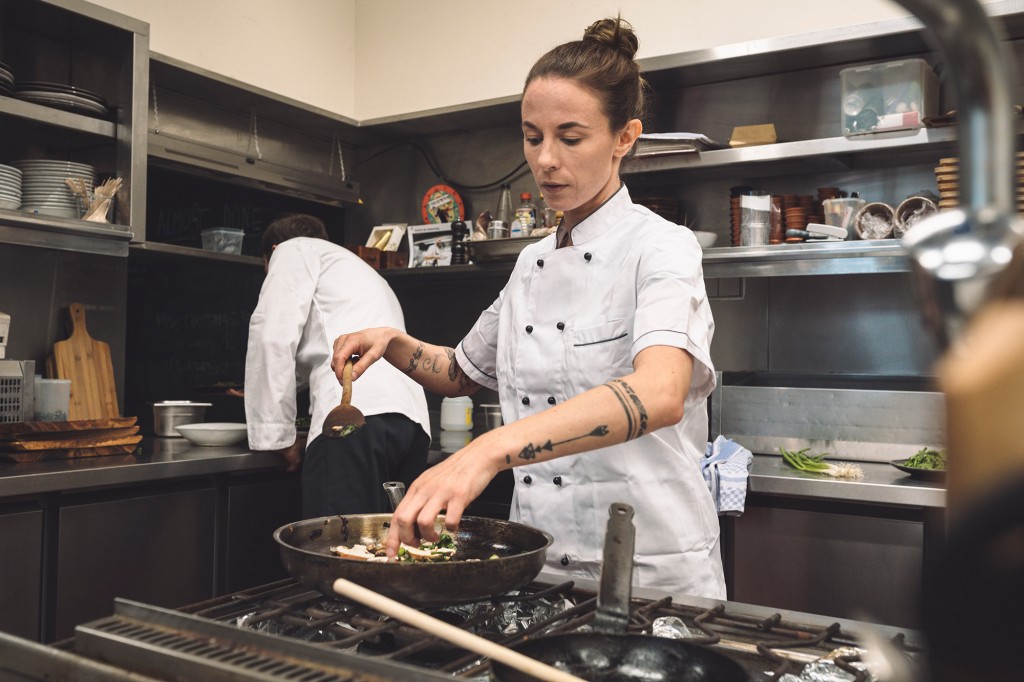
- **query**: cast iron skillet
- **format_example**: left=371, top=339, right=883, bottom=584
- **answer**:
left=492, top=504, right=749, bottom=682
left=274, top=512, right=552, bottom=607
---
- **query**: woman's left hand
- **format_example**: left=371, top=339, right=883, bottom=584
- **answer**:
left=385, top=438, right=502, bottom=559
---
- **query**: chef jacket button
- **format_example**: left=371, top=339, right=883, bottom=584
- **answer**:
left=522, top=396, right=530, bottom=405
left=553, top=475, right=562, bottom=486
left=537, top=259, right=544, bottom=267
left=525, top=325, right=533, bottom=334
left=584, top=252, right=592, bottom=261
left=556, top=322, right=565, bottom=331
left=547, top=396, right=556, bottom=405
left=560, top=555, right=570, bottom=566
left=523, top=475, right=532, bottom=484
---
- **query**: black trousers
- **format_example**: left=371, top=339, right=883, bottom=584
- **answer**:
left=301, top=412, right=429, bottom=518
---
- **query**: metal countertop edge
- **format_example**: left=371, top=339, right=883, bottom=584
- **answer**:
left=0, top=450, right=944, bottom=508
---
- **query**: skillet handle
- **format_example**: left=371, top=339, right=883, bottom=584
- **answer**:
left=383, top=481, right=406, bottom=512
left=593, top=502, right=635, bottom=633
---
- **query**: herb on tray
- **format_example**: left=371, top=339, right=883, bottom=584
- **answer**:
left=779, top=447, right=864, bottom=479
left=903, top=447, right=947, bottom=470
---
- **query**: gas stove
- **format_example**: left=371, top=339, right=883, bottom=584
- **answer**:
left=1, top=575, right=926, bottom=681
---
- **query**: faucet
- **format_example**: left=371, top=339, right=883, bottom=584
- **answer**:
left=897, top=0, right=1024, bottom=347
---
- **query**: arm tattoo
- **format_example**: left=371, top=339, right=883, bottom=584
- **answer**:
left=444, top=348, right=477, bottom=391
left=402, top=343, right=424, bottom=375
left=516, top=426, right=610, bottom=461
left=605, top=379, right=649, bottom=440
left=421, top=351, right=445, bottom=375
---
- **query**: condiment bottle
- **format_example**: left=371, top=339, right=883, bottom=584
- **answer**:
left=450, top=220, right=469, bottom=265
left=513, top=192, right=537, bottom=237
left=496, top=184, right=514, bottom=230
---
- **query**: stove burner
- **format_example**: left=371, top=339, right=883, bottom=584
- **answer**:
left=173, top=579, right=923, bottom=680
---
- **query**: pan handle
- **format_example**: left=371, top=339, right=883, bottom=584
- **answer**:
left=593, top=502, right=635, bottom=633
left=383, top=481, right=406, bottom=512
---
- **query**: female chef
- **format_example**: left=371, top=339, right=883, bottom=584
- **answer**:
left=332, top=17, right=724, bottom=598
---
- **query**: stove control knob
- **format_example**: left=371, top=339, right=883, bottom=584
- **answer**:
left=560, top=555, right=570, bottom=566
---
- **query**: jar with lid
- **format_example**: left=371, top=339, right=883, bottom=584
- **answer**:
left=513, top=192, right=537, bottom=237
left=440, top=396, right=473, bottom=431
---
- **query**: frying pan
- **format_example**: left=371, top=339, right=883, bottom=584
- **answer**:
left=274, top=512, right=552, bottom=607
left=492, top=503, right=749, bottom=682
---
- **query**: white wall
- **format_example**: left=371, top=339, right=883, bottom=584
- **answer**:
left=89, top=0, right=356, bottom=116
left=86, top=1, right=1003, bottom=121
left=351, top=0, right=914, bottom=120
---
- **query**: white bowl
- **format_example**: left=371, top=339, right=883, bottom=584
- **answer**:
left=693, top=230, right=718, bottom=249
left=175, top=422, right=248, bottom=447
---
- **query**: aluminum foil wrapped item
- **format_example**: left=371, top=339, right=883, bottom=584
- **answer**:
left=652, top=615, right=700, bottom=639
left=777, top=646, right=877, bottom=682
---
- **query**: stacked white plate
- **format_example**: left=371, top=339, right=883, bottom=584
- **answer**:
left=14, top=81, right=109, bottom=119
left=11, top=159, right=95, bottom=219
left=0, top=164, right=21, bottom=210
left=0, top=62, right=13, bottom=97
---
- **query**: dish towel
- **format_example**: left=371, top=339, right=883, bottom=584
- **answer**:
left=701, top=435, right=753, bottom=516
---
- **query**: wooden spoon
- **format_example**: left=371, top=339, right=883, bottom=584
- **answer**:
left=333, top=577, right=586, bottom=682
left=322, top=358, right=366, bottom=438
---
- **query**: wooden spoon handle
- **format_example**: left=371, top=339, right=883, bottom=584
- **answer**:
left=341, top=358, right=353, bottom=406
left=333, top=578, right=586, bottom=682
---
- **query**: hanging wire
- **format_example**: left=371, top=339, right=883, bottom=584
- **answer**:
left=329, top=132, right=347, bottom=182
left=247, top=108, right=263, bottom=161
left=150, top=79, right=159, bottom=134
left=355, top=140, right=529, bottom=191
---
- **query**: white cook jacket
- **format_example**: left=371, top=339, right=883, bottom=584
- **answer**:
left=455, top=186, right=725, bottom=599
left=245, top=238, right=430, bottom=449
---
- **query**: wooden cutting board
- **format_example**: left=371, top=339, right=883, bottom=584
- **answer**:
left=1, top=427, right=140, bottom=451
left=0, top=442, right=139, bottom=463
left=51, top=303, right=119, bottom=420
left=0, top=416, right=136, bottom=438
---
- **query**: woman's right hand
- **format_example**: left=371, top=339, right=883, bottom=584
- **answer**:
left=331, top=327, right=398, bottom=381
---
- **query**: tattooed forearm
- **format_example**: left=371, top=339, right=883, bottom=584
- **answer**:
left=605, top=380, right=649, bottom=440
left=402, top=343, right=424, bottom=375
left=516, top=426, right=610, bottom=461
left=421, top=351, right=445, bottom=374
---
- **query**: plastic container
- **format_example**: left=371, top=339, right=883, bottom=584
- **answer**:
left=34, top=377, right=70, bottom=422
left=840, top=58, right=938, bottom=136
left=513, top=192, right=537, bottom=237
left=200, top=227, right=245, bottom=254
left=440, top=396, right=473, bottom=431
left=822, top=197, right=867, bottom=240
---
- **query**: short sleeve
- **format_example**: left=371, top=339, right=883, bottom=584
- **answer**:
left=455, top=289, right=505, bottom=391
left=631, top=229, right=716, bottom=400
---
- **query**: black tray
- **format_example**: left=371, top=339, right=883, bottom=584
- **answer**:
left=890, top=459, right=946, bottom=481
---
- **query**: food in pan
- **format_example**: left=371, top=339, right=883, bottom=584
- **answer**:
left=331, top=531, right=500, bottom=563
left=901, top=447, right=946, bottom=470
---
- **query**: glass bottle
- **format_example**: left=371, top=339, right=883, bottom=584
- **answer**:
left=539, top=192, right=557, bottom=229
left=496, top=184, right=514, bottom=230
left=513, top=192, right=537, bottom=237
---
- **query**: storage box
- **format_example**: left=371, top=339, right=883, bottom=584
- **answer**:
left=840, top=58, right=938, bottom=136
left=200, top=227, right=245, bottom=254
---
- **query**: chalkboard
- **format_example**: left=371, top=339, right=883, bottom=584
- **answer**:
left=146, top=167, right=346, bottom=255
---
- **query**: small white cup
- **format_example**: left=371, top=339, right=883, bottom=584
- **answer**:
left=34, top=378, right=71, bottom=422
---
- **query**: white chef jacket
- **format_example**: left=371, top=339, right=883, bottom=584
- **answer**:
left=245, top=238, right=430, bottom=449
left=455, top=185, right=725, bottom=599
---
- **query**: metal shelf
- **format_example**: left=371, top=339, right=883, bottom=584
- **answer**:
left=129, top=241, right=264, bottom=266
left=702, top=239, right=909, bottom=277
left=0, top=94, right=116, bottom=139
left=0, top=211, right=132, bottom=257
left=623, top=127, right=958, bottom=177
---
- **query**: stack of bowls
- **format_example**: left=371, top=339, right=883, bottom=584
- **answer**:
left=0, top=164, right=21, bottom=210
left=11, top=159, right=94, bottom=219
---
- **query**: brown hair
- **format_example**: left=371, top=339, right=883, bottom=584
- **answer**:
left=524, top=16, right=647, bottom=133
left=261, top=213, right=329, bottom=258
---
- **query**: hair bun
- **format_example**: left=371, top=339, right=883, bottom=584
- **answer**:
left=582, top=17, right=639, bottom=59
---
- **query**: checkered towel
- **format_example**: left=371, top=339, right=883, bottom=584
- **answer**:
left=701, top=436, right=753, bottom=516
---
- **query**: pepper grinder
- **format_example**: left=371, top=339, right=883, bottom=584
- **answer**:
left=450, top=220, right=469, bottom=265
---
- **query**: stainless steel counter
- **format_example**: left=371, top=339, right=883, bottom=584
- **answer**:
left=749, top=454, right=946, bottom=508
left=0, top=437, right=945, bottom=510
left=0, top=437, right=284, bottom=500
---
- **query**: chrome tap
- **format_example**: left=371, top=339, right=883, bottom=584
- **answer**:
left=898, top=0, right=1024, bottom=346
